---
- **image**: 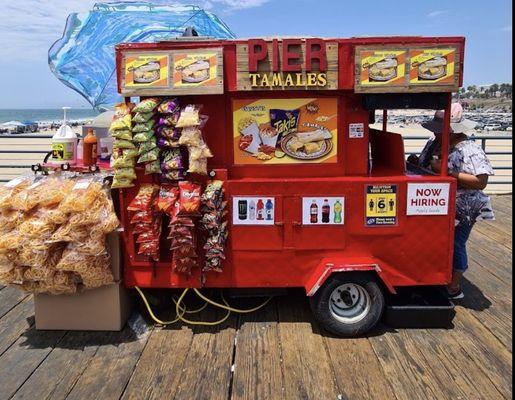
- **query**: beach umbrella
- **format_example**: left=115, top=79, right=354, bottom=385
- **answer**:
left=49, top=2, right=235, bottom=111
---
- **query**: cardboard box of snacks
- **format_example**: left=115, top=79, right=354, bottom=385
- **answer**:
left=34, top=281, right=133, bottom=331
left=107, top=229, right=123, bottom=281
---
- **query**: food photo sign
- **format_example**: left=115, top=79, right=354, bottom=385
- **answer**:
left=409, top=48, right=457, bottom=86
left=124, top=54, right=170, bottom=88
left=232, top=98, right=338, bottom=164
left=120, top=48, right=223, bottom=96
left=357, top=49, right=407, bottom=88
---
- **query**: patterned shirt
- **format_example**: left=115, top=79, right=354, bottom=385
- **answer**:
left=419, top=138, right=495, bottom=225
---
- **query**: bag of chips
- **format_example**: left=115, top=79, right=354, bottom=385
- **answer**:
left=133, top=98, right=159, bottom=113
left=157, top=126, right=181, bottom=140
left=114, top=102, right=134, bottom=118
left=269, top=108, right=300, bottom=140
left=133, top=120, right=155, bottom=133
left=109, top=114, right=132, bottom=132
left=178, top=181, right=201, bottom=215
left=157, top=98, right=180, bottom=114
left=111, top=129, right=132, bottom=141
left=114, top=167, right=137, bottom=180
left=137, top=139, right=157, bottom=155
left=133, top=131, right=154, bottom=143
left=144, top=160, right=161, bottom=175
left=127, top=184, right=159, bottom=212
left=111, top=176, right=135, bottom=189
left=157, top=137, right=180, bottom=149
left=175, top=105, right=201, bottom=128
left=160, top=170, right=185, bottom=182
left=138, top=147, right=160, bottom=164
left=132, top=112, right=153, bottom=123
left=178, top=127, right=202, bottom=147
left=157, top=113, right=180, bottom=127
left=156, top=186, right=179, bottom=214
left=113, top=139, right=136, bottom=150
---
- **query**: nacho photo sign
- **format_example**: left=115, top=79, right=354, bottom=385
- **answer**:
left=358, top=49, right=407, bottom=87
left=232, top=98, right=338, bottom=165
left=409, top=48, right=457, bottom=85
left=124, top=54, right=169, bottom=88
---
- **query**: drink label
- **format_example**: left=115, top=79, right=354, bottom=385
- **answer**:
left=232, top=196, right=274, bottom=225
left=302, top=197, right=345, bottom=225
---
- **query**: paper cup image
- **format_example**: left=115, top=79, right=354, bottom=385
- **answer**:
left=259, top=124, right=279, bottom=147
left=238, top=117, right=262, bottom=154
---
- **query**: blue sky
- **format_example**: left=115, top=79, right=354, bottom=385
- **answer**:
left=0, top=0, right=511, bottom=108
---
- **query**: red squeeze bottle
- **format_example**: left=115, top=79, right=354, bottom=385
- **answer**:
left=83, top=128, right=97, bottom=166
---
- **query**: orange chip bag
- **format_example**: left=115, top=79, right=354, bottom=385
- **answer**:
left=178, top=181, right=201, bottom=215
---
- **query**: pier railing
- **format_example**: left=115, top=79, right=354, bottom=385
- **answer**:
left=0, top=133, right=512, bottom=194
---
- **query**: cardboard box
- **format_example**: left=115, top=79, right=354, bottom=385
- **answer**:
left=34, top=282, right=133, bottom=331
left=107, top=229, right=123, bottom=282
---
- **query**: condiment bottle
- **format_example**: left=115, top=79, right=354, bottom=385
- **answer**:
left=83, top=128, right=97, bottom=166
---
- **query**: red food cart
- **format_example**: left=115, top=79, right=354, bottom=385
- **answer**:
left=115, top=35, right=464, bottom=336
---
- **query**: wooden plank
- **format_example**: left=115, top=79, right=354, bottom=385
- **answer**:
left=408, top=328, right=505, bottom=399
left=64, top=314, right=151, bottom=400
left=452, top=310, right=513, bottom=398
left=276, top=295, right=339, bottom=400
left=323, top=335, right=396, bottom=400
left=231, top=299, right=284, bottom=400
left=0, top=286, right=29, bottom=319
left=369, top=331, right=459, bottom=399
left=0, top=328, right=66, bottom=399
left=0, top=297, right=34, bottom=356
left=172, top=307, right=238, bottom=400
left=120, top=326, right=194, bottom=400
left=11, top=331, right=102, bottom=400
left=473, top=223, right=512, bottom=250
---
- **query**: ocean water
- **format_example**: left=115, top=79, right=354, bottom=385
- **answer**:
left=0, top=109, right=100, bottom=124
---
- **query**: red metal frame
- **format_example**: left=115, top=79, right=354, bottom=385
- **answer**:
left=114, top=37, right=461, bottom=294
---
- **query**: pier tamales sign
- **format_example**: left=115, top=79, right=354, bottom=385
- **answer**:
left=236, top=38, right=338, bottom=91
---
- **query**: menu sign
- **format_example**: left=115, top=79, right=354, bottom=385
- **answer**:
left=409, top=48, right=456, bottom=85
left=358, top=49, right=406, bottom=87
left=354, top=45, right=461, bottom=93
left=124, top=54, right=169, bottom=88
left=120, top=48, right=223, bottom=96
left=232, top=98, right=338, bottom=165
left=172, top=52, right=219, bottom=88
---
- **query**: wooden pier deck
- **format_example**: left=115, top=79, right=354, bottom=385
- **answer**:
left=0, top=196, right=512, bottom=400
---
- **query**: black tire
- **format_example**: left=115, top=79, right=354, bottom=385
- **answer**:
left=309, top=273, right=385, bottom=337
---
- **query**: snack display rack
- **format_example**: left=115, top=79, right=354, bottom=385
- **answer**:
left=109, top=35, right=465, bottom=336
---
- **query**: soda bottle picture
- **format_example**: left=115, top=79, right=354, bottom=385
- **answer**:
left=265, top=199, right=274, bottom=220
left=322, top=199, right=330, bottom=223
left=310, top=200, right=318, bottom=224
left=333, top=200, right=342, bottom=224
left=238, top=200, right=248, bottom=220
left=249, top=200, right=256, bottom=220
left=256, top=199, right=264, bottom=220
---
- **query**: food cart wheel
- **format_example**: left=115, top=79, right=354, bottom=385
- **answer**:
left=309, top=273, right=384, bottom=337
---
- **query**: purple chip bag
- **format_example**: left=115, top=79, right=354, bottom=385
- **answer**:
left=157, top=98, right=180, bottom=114
left=269, top=108, right=300, bottom=141
left=157, top=126, right=181, bottom=140
left=158, top=113, right=180, bottom=127
left=160, top=170, right=185, bottom=182
left=161, top=148, right=184, bottom=170
left=157, top=137, right=180, bottom=148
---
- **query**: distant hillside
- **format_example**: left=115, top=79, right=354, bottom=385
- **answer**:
left=454, top=83, right=512, bottom=111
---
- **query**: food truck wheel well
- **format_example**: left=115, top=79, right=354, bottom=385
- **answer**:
left=305, top=260, right=396, bottom=297
left=309, top=272, right=385, bottom=337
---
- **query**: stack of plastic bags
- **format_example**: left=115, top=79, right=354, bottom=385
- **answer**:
left=110, top=102, right=137, bottom=188
left=176, top=105, right=213, bottom=176
left=0, top=173, right=119, bottom=294
left=200, top=180, right=228, bottom=272
left=128, top=184, right=161, bottom=261
left=132, top=98, right=160, bottom=175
